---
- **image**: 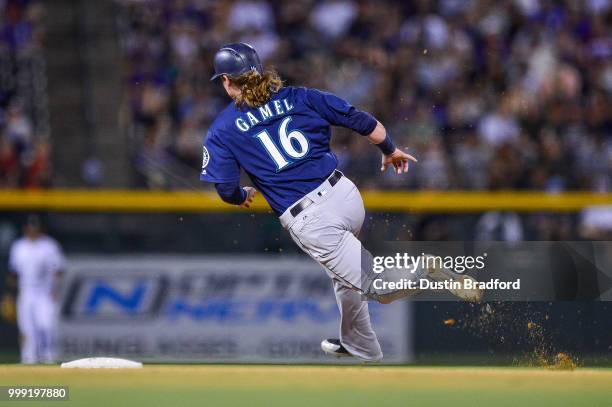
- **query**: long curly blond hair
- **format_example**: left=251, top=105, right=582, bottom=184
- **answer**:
left=232, top=69, right=283, bottom=108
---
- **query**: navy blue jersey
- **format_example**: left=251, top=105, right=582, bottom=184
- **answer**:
left=200, top=86, right=377, bottom=215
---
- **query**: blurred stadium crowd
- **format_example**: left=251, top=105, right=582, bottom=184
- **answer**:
left=0, top=0, right=610, bottom=240
left=117, top=0, right=611, bottom=192
left=0, top=0, right=50, bottom=189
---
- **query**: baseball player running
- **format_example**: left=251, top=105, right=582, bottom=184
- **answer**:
left=202, top=43, right=481, bottom=361
left=7, top=215, right=64, bottom=364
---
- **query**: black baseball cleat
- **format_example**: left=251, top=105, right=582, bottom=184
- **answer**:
left=321, top=339, right=352, bottom=358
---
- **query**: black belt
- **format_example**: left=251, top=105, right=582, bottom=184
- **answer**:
left=290, top=170, right=343, bottom=217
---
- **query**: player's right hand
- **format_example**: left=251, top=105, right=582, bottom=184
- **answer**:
left=381, top=148, right=418, bottom=174
left=240, top=186, right=257, bottom=208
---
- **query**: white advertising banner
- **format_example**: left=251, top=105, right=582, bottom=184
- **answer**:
left=60, top=255, right=413, bottom=363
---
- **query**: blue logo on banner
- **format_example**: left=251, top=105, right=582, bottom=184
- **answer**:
left=65, top=274, right=341, bottom=323
left=85, top=281, right=147, bottom=315
left=165, top=298, right=338, bottom=323
left=255, top=299, right=338, bottom=322
left=166, top=299, right=245, bottom=321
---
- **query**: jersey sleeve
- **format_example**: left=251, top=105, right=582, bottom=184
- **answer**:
left=200, top=129, right=241, bottom=184
left=47, top=240, right=65, bottom=273
left=303, top=88, right=377, bottom=136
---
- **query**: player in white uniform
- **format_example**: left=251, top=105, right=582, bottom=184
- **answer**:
left=8, top=216, right=64, bottom=364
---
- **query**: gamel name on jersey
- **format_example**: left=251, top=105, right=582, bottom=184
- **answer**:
left=234, top=98, right=294, bottom=132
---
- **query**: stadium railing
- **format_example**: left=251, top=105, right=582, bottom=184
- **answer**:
left=0, top=189, right=610, bottom=213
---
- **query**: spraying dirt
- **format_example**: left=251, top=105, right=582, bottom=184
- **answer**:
left=442, top=302, right=578, bottom=369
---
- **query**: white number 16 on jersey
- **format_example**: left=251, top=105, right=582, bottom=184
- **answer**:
left=254, top=116, right=310, bottom=171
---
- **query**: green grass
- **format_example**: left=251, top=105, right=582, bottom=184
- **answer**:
left=1, top=365, right=612, bottom=406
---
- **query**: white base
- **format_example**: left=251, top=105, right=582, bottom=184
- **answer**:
left=60, top=357, right=143, bottom=369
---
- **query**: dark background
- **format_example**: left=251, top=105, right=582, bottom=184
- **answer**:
left=1, top=211, right=611, bottom=365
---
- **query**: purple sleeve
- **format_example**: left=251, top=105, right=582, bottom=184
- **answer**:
left=304, top=88, right=377, bottom=136
left=215, top=183, right=246, bottom=205
left=200, top=130, right=241, bottom=183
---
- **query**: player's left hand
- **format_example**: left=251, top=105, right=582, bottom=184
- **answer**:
left=240, top=186, right=257, bottom=208
left=381, top=148, right=418, bottom=174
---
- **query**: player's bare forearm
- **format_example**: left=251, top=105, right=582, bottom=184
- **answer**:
left=366, top=121, right=387, bottom=145
left=366, top=121, right=417, bottom=175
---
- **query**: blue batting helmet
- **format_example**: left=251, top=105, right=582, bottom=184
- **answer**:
left=210, top=42, right=263, bottom=81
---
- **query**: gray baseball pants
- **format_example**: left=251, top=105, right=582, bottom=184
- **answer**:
left=279, top=172, right=424, bottom=361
